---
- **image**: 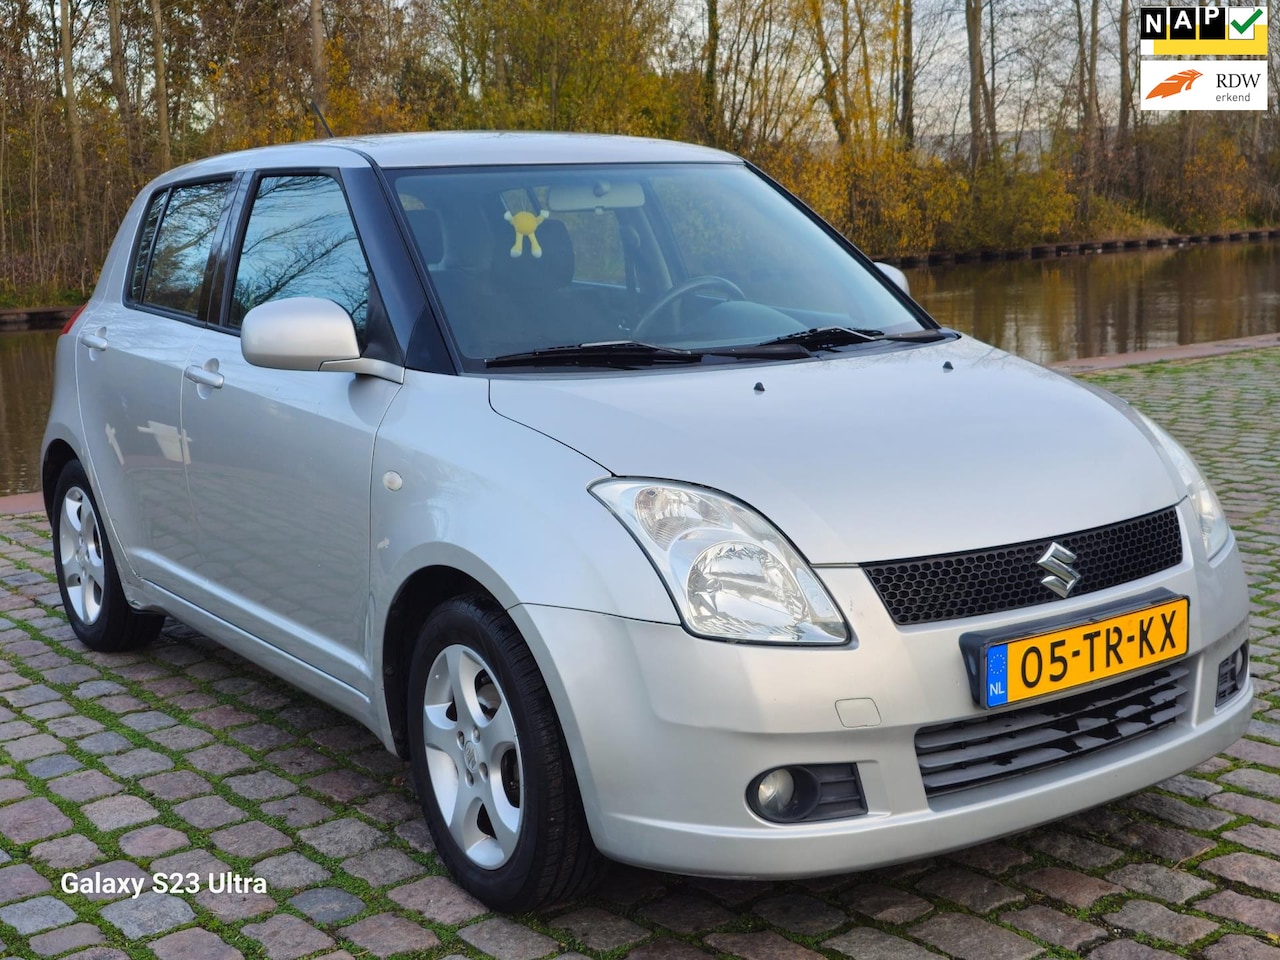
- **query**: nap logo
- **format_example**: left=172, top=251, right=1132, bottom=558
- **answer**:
left=1140, top=5, right=1267, bottom=55
left=1140, top=59, right=1267, bottom=110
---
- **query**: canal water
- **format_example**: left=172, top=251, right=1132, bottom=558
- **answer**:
left=3, top=238, right=1279, bottom=497
left=904, top=240, right=1280, bottom=360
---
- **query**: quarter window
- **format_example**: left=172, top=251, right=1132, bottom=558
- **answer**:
left=230, top=174, right=370, bottom=335
left=128, top=192, right=166, bottom=303
left=137, top=180, right=230, bottom=317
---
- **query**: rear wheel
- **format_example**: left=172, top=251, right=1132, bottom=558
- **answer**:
left=407, top=595, right=601, bottom=911
left=51, top=460, right=162, bottom=652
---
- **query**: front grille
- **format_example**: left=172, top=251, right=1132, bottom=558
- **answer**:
left=864, top=508, right=1183, bottom=626
left=915, top=664, right=1189, bottom=798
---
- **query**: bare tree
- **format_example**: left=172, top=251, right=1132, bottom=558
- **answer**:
left=312, top=0, right=327, bottom=134
left=1117, top=0, right=1133, bottom=141
left=150, top=0, right=169, bottom=168
left=58, top=0, right=87, bottom=263
left=106, top=0, right=135, bottom=155
left=965, top=0, right=991, bottom=168
left=900, top=0, right=913, bottom=143
left=703, top=0, right=720, bottom=144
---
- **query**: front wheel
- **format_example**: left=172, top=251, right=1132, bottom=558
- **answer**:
left=407, top=595, right=601, bottom=910
left=50, top=460, right=162, bottom=652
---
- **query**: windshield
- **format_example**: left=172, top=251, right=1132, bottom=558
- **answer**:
left=389, top=163, right=928, bottom=368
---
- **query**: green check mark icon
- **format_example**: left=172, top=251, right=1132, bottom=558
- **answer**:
left=1232, top=9, right=1262, bottom=34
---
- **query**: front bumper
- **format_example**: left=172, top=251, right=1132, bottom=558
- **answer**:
left=508, top=520, right=1251, bottom=878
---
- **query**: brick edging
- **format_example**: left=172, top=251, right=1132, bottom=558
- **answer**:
left=1048, top=332, right=1280, bottom=373
left=0, top=492, right=45, bottom=514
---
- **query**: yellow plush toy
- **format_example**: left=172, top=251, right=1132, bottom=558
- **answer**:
left=505, top=208, right=550, bottom=258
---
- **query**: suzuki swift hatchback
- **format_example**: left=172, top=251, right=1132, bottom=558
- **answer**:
left=44, top=132, right=1252, bottom=911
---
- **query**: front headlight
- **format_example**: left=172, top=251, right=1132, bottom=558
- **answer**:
left=591, top=479, right=849, bottom=644
left=1138, top=412, right=1230, bottom=558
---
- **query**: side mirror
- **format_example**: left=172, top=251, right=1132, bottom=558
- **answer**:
left=875, top=262, right=910, bottom=296
left=241, top=297, right=360, bottom=370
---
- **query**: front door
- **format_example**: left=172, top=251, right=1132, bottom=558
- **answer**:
left=177, top=172, right=399, bottom=691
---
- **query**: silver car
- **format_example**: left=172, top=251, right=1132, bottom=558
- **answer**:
left=43, top=132, right=1252, bottom=911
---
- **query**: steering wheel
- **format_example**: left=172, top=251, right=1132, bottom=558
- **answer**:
left=632, top=275, right=746, bottom=338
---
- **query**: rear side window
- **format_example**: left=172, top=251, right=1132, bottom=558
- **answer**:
left=230, top=174, right=370, bottom=335
left=135, top=181, right=231, bottom=317
left=128, top=193, right=166, bottom=302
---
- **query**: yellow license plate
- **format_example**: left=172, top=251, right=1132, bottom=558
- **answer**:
left=980, top=597, right=1189, bottom=708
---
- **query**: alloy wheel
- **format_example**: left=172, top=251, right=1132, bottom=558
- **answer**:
left=421, top=644, right=524, bottom=869
left=58, top=485, right=106, bottom=626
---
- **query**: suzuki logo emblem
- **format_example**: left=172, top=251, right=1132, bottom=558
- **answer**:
left=1037, top=542, right=1080, bottom=598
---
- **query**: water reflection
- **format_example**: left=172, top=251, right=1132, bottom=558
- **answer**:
left=0, top=330, right=57, bottom=498
left=3, top=240, right=1280, bottom=496
left=906, top=240, right=1280, bottom=365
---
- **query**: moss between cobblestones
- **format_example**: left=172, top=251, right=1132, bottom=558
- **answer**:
left=0, top=543, right=484, bottom=958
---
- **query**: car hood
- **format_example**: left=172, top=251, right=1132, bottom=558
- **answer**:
left=487, top=337, right=1183, bottom=563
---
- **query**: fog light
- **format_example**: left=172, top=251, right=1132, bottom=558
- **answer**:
left=756, top=768, right=795, bottom=816
left=748, top=764, right=865, bottom=823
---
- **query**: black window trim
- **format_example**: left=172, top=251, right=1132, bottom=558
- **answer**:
left=123, top=174, right=238, bottom=328
left=214, top=166, right=354, bottom=336
left=209, top=166, right=405, bottom=369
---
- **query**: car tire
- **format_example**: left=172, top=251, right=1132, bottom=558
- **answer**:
left=407, top=594, right=602, bottom=911
left=50, top=460, right=163, bottom=652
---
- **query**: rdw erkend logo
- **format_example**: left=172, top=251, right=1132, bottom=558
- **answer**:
left=1145, top=68, right=1203, bottom=99
left=1139, top=60, right=1268, bottom=110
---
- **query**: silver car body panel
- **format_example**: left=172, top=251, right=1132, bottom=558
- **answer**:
left=71, top=307, right=204, bottom=588
left=367, top=369, right=676, bottom=617
left=175, top=326, right=400, bottom=692
left=148, top=133, right=736, bottom=185
left=489, top=336, right=1183, bottom=563
left=240, top=297, right=362, bottom=370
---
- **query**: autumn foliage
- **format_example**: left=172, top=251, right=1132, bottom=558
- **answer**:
left=1, top=0, right=1278, bottom=303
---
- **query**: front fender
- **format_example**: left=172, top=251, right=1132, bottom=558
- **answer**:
left=367, top=370, right=678, bottom=667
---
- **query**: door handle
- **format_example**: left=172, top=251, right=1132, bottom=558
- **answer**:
left=184, top=364, right=225, bottom=389
left=79, top=332, right=108, bottom=351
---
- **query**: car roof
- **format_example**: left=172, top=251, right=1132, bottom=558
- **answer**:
left=155, top=131, right=740, bottom=185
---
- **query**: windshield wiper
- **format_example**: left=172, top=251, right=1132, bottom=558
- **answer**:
left=486, top=338, right=815, bottom=368
left=757, top=326, right=883, bottom=350
left=879, top=329, right=954, bottom=343
left=757, top=325, right=954, bottom=352
left=486, top=341, right=706, bottom=369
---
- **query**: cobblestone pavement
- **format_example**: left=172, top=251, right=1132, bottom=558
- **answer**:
left=2, top=349, right=1279, bottom=960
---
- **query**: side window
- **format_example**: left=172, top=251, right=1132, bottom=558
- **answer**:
left=231, top=174, right=370, bottom=337
left=128, top=191, right=166, bottom=303
left=139, top=181, right=230, bottom=317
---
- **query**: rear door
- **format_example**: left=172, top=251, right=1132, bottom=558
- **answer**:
left=75, top=178, right=234, bottom=588
left=176, top=170, right=400, bottom=691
